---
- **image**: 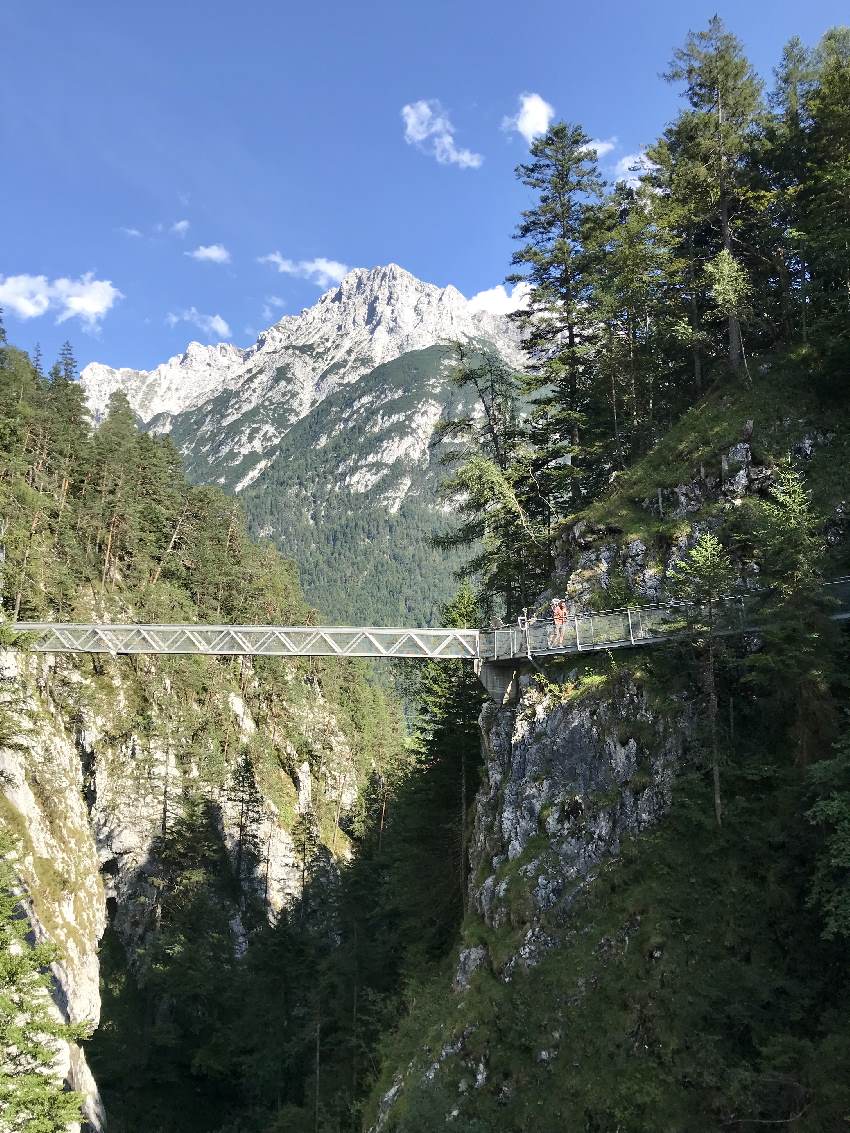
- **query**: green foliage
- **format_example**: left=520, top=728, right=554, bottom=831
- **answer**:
left=373, top=709, right=850, bottom=1131
left=808, top=724, right=850, bottom=940
left=0, top=333, right=414, bottom=1131
left=668, top=531, right=736, bottom=607
left=436, top=349, right=547, bottom=617
left=0, top=831, right=87, bottom=1133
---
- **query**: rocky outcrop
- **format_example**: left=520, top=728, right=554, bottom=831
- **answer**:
left=465, top=670, right=686, bottom=980
left=371, top=668, right=690, bottom=1128
left=79, top=264, right=525, bottom=493
left=0, top=648, right=364, bottom=1130
left=549, top=436, right=777, bottom=608
left=0, top=652, right=107, bottom=1132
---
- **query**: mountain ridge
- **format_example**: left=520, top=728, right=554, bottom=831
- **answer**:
left=79, top=264, right=526, bottom=623
left=80, top=264, right=524, bottom=432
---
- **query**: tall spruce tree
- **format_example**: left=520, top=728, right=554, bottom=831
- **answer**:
left=668, top=532, right=737, bottom=825
left=662, top=17, right=764, bottom=376
left=435, top=347, right=546, bottom=618
left=508, top=122, right=604, bottom=507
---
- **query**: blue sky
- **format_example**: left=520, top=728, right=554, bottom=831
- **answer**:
left=2, top=0, right=847, bottom=371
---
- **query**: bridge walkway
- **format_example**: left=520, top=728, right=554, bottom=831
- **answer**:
left=7, top=580, right=849, bottom=694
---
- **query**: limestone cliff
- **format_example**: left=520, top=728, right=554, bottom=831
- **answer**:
left=369, top=403, right=849, bottom=1129
left=0, top=646, right=372, bottom=1130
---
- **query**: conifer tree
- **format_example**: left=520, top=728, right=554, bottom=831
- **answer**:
left=663, top=17, right=764, bottom=376
left=668, top=532, right=736, bottom=825
left=435, top=347, right=546, bottom=617
left=508, top=121, right=604, bottom=504
left=0, top=832, right=87, bottom=1132
left=798, top=28, right=850, bottom=367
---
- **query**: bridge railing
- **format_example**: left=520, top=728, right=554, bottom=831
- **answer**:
left=11, top=623, right=480, bottom=660
left=478, top=594, right=751, bottom=661
left=7, top=578, right=848, bottom=662
left=479, top=577, right=850, bottom=661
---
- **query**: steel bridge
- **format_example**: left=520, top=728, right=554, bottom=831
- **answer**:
left=8, top=578, right=849, bottom=699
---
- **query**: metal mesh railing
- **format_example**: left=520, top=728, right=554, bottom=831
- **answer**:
left=478, top=595, right=750, bottom=661
left=7, top=578, right=848, bottom=662
left=479, top=577, right=850, bottom=661
left=12, top=623, right=480, bottom=660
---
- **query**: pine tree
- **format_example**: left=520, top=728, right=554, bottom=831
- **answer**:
left=668, top=533, right=737, bottom=825
left=0, top=832, right=87, bottom=1132
left=743, top=469, right=836, bottom=764
left=57, top=341, right=77, bottom=383
left=663, top=17, right=764, bottom=376
left=762, top=36, right=817, bottom=344
left=508, top=121, right=604, bottom=505
left=435, top=347, right=547, bottom=618
left=228, top=750, right=265, bottom=903
left=586, top=181, right=683, bottom=462
left=798, top=28, right=850, bottom=369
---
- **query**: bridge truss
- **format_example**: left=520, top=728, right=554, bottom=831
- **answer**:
left=12, top=622, right=480, bottom=660
left=9, top=579, right=849, bottom=665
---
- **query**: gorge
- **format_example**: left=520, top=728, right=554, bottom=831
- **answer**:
left=2, top=15, right=850, bottom=1133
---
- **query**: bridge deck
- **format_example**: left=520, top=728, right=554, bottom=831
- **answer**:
left=9, top=579, right=849, bottom=663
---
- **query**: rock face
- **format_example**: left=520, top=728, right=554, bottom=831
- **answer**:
left=467, top=672, right=685, bottom=979
left=371, top=670, right=690, bottom=1129
left=550, top=437, right=777, bottom=609
left=0, top=653, right=107, bottom=1132
left=0, top=649, right=364, bottom=1130
left=79, top=264, right=524, bottom=495
left=80, top=266, right=527, bottom=625
left=81, top=342, right=247, bottom=427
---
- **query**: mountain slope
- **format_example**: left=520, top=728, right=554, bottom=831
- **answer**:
left=81, top=265, right=524, bottom=622
left=241, top=344, right=480, bottom=625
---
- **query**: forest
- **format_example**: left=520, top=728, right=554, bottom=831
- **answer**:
left=1, top=14, right=849, bottom=1133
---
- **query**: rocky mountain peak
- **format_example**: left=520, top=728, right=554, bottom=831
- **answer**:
left=80, top=264, right=524, bottom=429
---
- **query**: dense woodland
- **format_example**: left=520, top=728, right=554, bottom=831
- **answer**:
left=440, top=19, right=850, bottom=617
left=0, top=15, right=849, bottom=1133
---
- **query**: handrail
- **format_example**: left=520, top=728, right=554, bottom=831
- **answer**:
left=5, top=578, right=849, bottom=663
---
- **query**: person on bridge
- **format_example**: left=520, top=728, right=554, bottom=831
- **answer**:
left=550, top=597, right=567, bottom=646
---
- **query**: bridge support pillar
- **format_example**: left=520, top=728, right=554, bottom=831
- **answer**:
left=475, top=660, right=521, bottom=704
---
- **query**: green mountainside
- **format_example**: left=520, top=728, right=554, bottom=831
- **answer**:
left=241, top=346, right=478, bottom=626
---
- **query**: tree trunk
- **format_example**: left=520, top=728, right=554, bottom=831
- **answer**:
left=149, top=507, right=188, bottom=586
left=314, top=1010, right=321, bottom=1133
left=706, top=632, right=722, bottom=827
left=460, top=747, right=468, bottom=917
left=687, top=232, right=703, bottom=392
left=719, top=197, right=743, bottom=376
left=13, top=511, right=42, bottom=620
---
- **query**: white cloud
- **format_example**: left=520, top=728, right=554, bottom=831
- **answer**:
left=170, top=219, right=190, bottom=237
left=614, top=149, right=659, bottom=188
left=258, top=252, right=350, bottom=288
left=501, top=92, right=555, bottom=145
left=401, top=100, right=483, bottom=169
left=186, top=243, right=230, bottom=264
left=0, top=271, right=123, bottom=330
left=467, top=281, right=532, bottom=316
left=584, top=136, right=618, bottom=159
left=119, top=226, right=143, bottom=238
left=261, top=294, right=286, bottom=322
left=0, top=275, right=52, bottom=319
left=166, top=307, right=231, bottom=340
